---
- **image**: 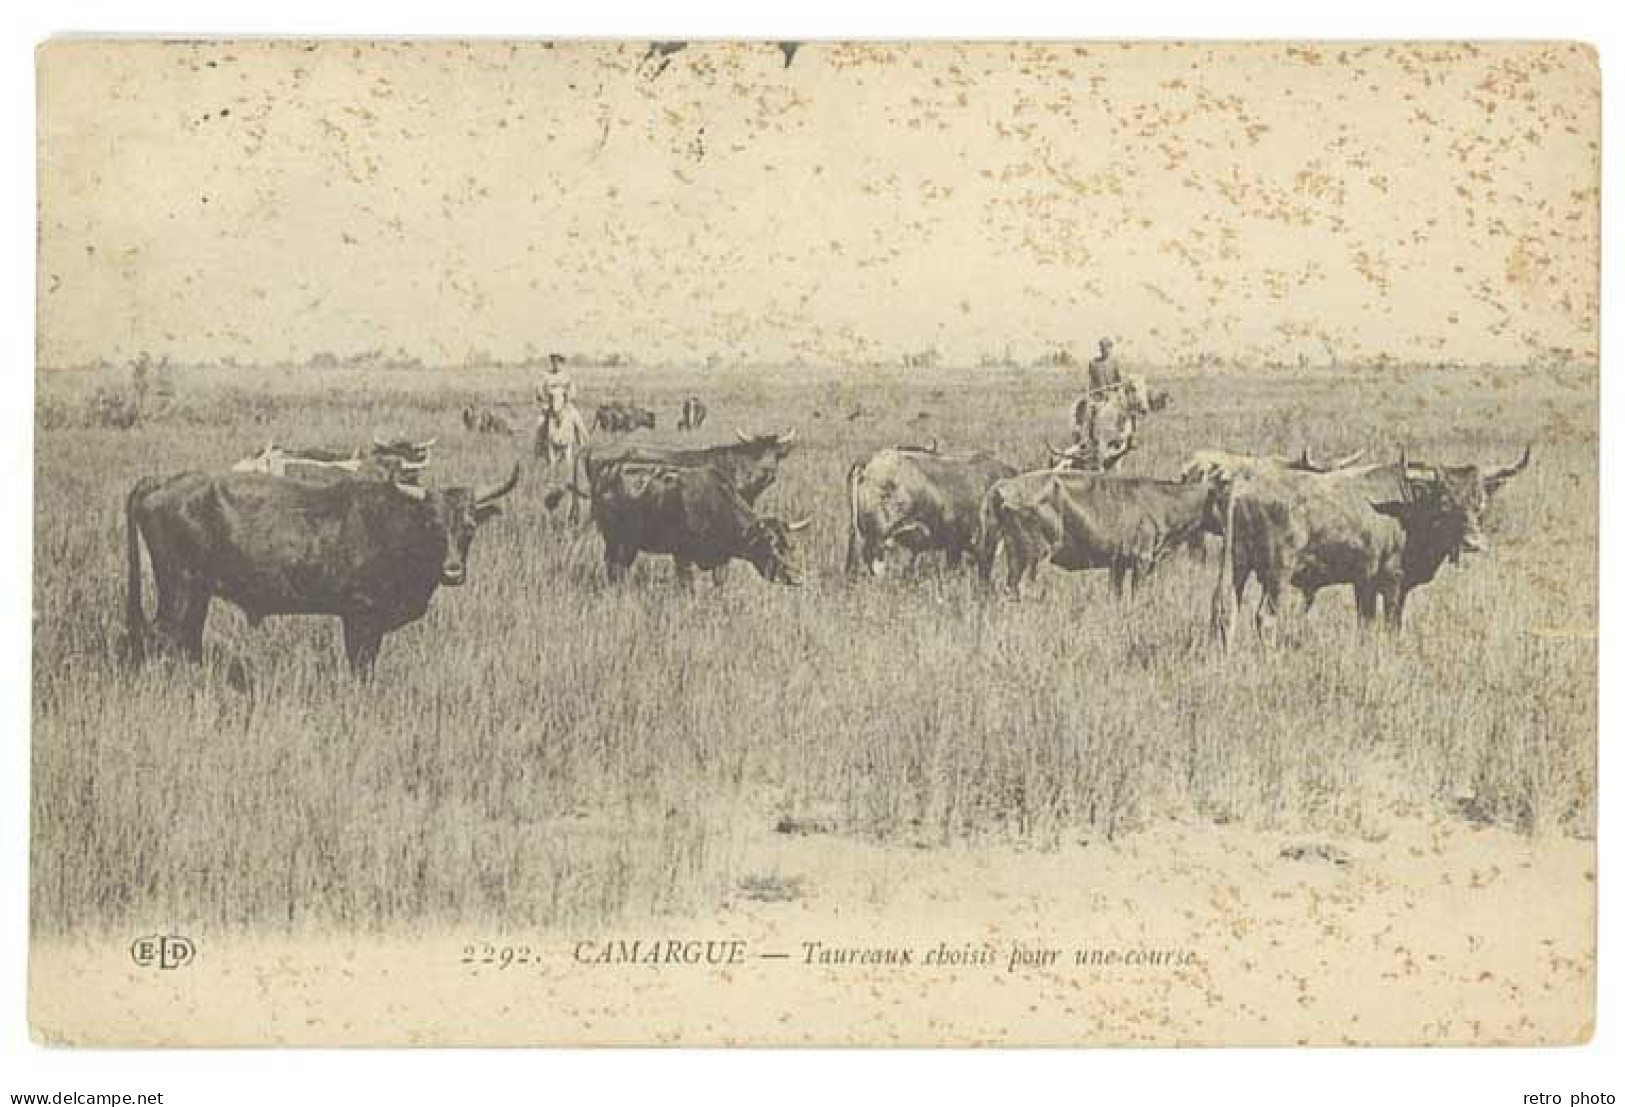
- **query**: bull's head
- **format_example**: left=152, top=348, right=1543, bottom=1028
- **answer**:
left=736, top=427, right=798, bottom=456
left=1396, top=445, right=1530, bottom=562
left=728, top=429, right=799, bottom=499
left=397, top=463, right=521, bottom=586
left=742, top=514, right=811, bottom=586
left=1390, top=450, right=1489, bottom=565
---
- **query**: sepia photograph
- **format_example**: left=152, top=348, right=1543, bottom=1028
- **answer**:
left=27, top=36, right=1597, bottom=1048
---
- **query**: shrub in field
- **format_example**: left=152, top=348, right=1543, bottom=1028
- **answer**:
left=36, top=398, right=75, bottom=431
left=85, top=385, right=141, bottom=429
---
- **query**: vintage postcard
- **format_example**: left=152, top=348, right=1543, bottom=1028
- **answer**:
left=31, top=39, right=1596, bottom=1046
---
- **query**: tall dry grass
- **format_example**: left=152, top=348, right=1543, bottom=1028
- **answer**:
left=31, top=363, right=1597, bottom=935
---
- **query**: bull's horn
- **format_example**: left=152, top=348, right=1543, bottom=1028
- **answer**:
left=415, top=438, right=437, bottom=451
left=779, top=428, right=797, bottom=445
left=474, top=461, right=522, bottom=504
left=398, top=458, right=430, bottom=470
left=373, top=433, right=390, bottom=448
left=393, top=482, right=427, bottom=501
left=1486, top=443, right=1532, bottom=486
left=736, top=429, right=751, bottom=443
left=1331, top=448, right=1366, bottom=469
left=785, top=516, right=812, bottom=532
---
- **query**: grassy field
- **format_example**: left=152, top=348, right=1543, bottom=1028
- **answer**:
left=30, top=362, right=1597, bottom=936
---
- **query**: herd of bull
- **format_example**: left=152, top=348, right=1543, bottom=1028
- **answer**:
left=119, top=392, right=1532, bottom=679
left=849, top=440, right=1529, bottom=647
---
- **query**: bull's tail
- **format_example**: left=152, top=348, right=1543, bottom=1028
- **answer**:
left=844, top=461, right=866, bottom=575
left=1209, top=481, right=1239, bottom=650
left=124, top=477, right=158, bottom=665
left=976, top=485, right=1005, bottom=586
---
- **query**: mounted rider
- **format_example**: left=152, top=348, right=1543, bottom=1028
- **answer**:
left=538, top=353, right=575, bottom=423
left=1087, top=336, right=1122, bottom=393
left=1074, top=337, right=1121, bottom=454
left=535, top=353, right=588, bottom=462
left=1069, top=337, right=1165, bottom=468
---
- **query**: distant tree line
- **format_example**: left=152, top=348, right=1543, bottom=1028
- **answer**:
left=54, top=344, right=1586, bottom=375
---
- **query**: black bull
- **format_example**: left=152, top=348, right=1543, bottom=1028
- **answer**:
left=846, top=446, right=1016, bottom=575
left=543, top=430, right=797, bottom=523
left=978, top=471, right=1222, bottom=597
left=125, top=464, right=520, bottom=677
left=594, top=463, right=809, bottom=586
left=1210, top=447, right=1530, bottom=643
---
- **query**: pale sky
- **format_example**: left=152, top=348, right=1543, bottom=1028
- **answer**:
left=37, top=40, right=1599, bottom=369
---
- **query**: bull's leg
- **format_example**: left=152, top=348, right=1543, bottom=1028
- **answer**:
left=1211, top=560, right=1252, bottom=649
left=977, top=528, right=1002, bottom=586
left=604, top=543, right=627, bottom=584
left=342, top=617, right=383, bottom=679
left=176, top=590, right=210, bottom=662
left=944, top=546, right=964, bottom=571
left=1301, top=587, right=1320, bottom=615
left=1211, top=577, right=1239, bottom=649
left=1109, top=561, right=1127, bottom=597
left=673, top=558, right=697, bottom=590
left=1008, top=538, right=1046, bottom=600
left=1002, top=537, right=1027, bottom=598
left=1024, top=554, right=1045, bottom=599
left=1256, top=572, right=1287, bottom=645
left=1353, top=582, right=1378, bottom=626
left=902, top=546, right=923, bottom=579
left=844, top=527, right=866, bottom=576
left=152, top=565, right=210, bottom=663
left=1385, top=583, right=1409, bottom=630
left=1123, top=558, right=1153, bottom=602
left=711, top=564, right=731, bottom=587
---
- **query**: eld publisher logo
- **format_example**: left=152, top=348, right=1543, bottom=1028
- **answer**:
left=130, top=935, right=196, bottom=970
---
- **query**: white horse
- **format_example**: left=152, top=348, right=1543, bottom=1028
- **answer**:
left=535, top=386, right=590, bottom=474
